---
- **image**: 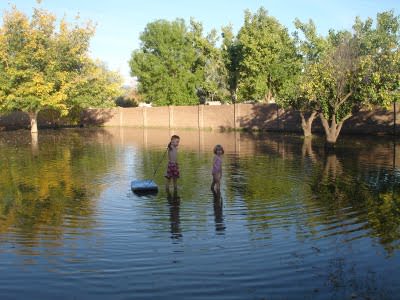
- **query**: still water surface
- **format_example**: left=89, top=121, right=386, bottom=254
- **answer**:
left=0, top=128, right=400, bottom=300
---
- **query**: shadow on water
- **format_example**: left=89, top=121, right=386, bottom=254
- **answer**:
left=132, top=189, right=159, bottom=197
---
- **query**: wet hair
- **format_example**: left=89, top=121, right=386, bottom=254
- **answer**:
left=168, top=135, right=180, bottom=150
left=213, top=144, right=224, bottom=155
left=171, top=134, right=180, bottom=141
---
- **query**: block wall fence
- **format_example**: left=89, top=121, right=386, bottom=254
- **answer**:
left=70, top=103, right=400, bottom=135
left=1, top=103, right=399, bottom=135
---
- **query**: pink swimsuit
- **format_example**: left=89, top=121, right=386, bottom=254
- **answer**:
left=212, top=156, right=222, bottom=175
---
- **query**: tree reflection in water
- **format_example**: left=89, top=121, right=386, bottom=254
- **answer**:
left=309, top=146, right=400, bottom=255
left=0, top=129, right=116, bottom=253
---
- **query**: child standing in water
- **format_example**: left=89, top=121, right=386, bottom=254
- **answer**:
left=165, top=135, right=180, bottom=192
left=211, top=144, right=224, bottom=193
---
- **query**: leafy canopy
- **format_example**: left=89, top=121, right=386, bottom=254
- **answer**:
left=236, top=7, right=302, bottom=103
left=0, top=6, right=122, bottom=117
left=129, top=19, right=202, bottom=106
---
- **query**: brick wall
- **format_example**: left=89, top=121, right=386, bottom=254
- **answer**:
left=1, top=103, right=399, bottom=135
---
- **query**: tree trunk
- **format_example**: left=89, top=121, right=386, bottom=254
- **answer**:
left=319, top=113, right=350, bottom=149
left=29, top=111, right=39, bottom=133
left=230, top=89, right=237, bottom=104
left=264, top=89, right=273, bottom=103
left=300, top=111, right=317, bottom=138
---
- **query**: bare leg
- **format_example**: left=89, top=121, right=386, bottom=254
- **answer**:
left=214, top=173, right=221, bottom=192
left=165, top=178, right=171, bottom=192
left=172, top=178, right=178, bottom=192
left=214, top=179, right=220, bottom=192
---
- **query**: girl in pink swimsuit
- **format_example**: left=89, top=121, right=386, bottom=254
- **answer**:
left=211, top=144, right=224, bottom=193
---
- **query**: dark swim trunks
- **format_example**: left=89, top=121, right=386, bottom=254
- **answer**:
left=165, top=161, right=180, bottom=179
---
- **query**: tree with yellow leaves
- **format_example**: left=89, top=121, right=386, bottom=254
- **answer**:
left=0, top=6, right=122, bottom=133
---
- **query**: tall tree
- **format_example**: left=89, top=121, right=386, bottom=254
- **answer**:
left=355, top=11, right=400, bottom=110
left=0, top=6, right=119, bottom=133
left=189, top=19, right=229, bottom=103
left=316, top=32, right=360, bottom=146
left=221, top=25, right=241, bottom=103
left=129, top=19, right=201, bottom=106
left=235, top=7, right=301, bottom=103
left=277, top=19, right=328, bottom=138
left=292, top=11, right=399, bottom=146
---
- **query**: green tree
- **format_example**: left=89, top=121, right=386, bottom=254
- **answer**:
left=315, top=33, right=360, bottom=145
left=129, top=19, right=202, bottom=106
left=0, top=6, right=120, bottom=133
left=355, top=11, right=400, bottom=109
left=235, top=7, right=301, bottom=103
left=221, top=25, right=241, bottom=103
left=296, top=11, right=399, bottom=146
left=67, top=61, right=123, bottom=122
left=278, top=19, right=329, bottom=138
left=189, top=19, right=229, bottom=103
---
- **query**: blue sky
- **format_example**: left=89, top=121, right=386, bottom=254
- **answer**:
left=1, top=0, right=399, bottom=85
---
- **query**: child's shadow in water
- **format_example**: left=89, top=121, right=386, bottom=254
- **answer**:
left=212, top=190, right=225, bottom=233
left=167, top=190, right=182, bottom=240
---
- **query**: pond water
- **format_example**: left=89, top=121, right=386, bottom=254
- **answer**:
left=0, top=128, right=400, bottom=300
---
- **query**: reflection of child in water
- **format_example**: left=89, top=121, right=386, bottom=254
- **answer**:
left=213, top=191, right=225, bottom=233
left=211, top=144, right=224, bottom=193
left=165, top=135, right=180, bottom=192
left=167, top=191, right=182, bottom=239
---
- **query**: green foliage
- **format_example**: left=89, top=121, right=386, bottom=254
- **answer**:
left=289, top=10, right=400, bottom=143
left=277, top=19, right=329, bottom=112
left=67, top=61, right=122, bottom=121
left=189, top=19, right=229, bottom=103
left=293, top=19, right=329, bottom=63
left=317, top=11, right=399, bottom=123
left=235, top=7, right=302, bottom=103
left=0, top=6, right=122, bottom=130
left=306, top=34, right=359, bottom=122
left=221, top=25, right=241, bottom=103
left=129, top=19, right=202, bottom=106
left=355, top=10, right=400, bottom=108
left=115, top=86, right=140, bottom=108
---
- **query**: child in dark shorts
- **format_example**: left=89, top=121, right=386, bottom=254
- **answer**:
left=165, top=135, right=180, bottom=192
